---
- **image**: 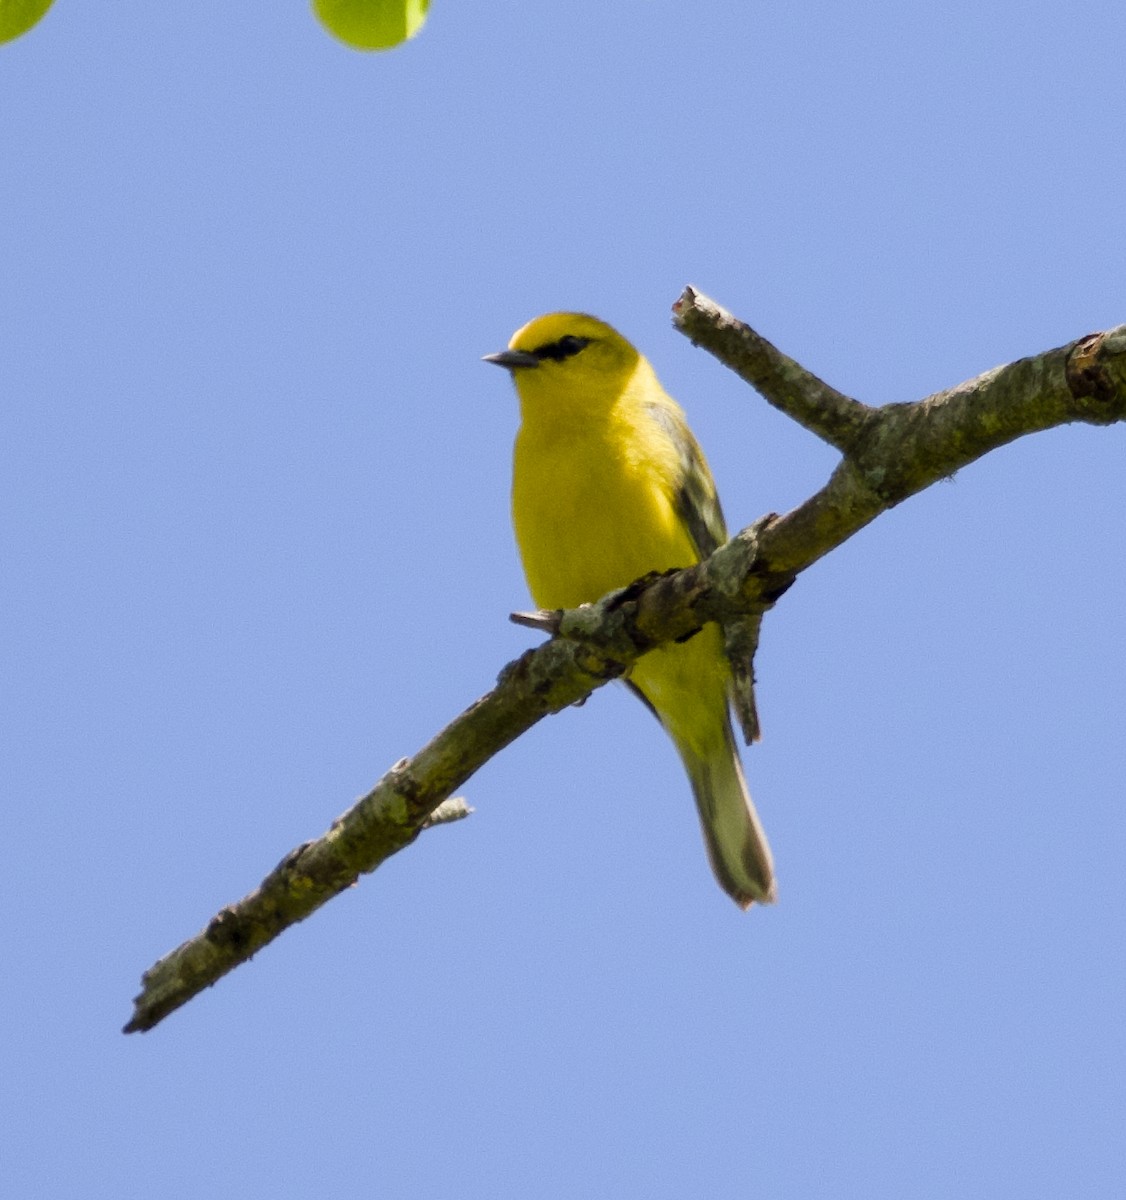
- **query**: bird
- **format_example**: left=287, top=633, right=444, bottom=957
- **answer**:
left=485, top=312, right=776, bottom=908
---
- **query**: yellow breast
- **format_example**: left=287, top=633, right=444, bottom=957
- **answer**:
left=512, top=408, right=696, bottom=610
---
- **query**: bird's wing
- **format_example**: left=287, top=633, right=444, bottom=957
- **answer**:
left=645, top=400, right=761, bottom=744
left=643, top=401, right=726, bottom=558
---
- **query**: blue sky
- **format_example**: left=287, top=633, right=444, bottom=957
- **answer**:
left=4, top=2, right=1125, bottom=1196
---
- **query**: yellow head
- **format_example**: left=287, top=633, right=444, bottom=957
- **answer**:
left=484, top=313, right=644, bottom=414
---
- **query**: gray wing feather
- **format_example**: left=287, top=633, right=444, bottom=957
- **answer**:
left=646, top=400, right=761, bottom=744
left=644, top=401, right=726, bottom=558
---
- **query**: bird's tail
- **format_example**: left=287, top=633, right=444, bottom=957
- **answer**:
left=680, top=723, right=776, bottom=909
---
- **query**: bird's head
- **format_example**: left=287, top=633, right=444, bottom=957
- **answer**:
left=484, top=313, right=642, bottom=409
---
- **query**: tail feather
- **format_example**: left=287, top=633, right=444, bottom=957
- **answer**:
left=680, top=723, right=776, bottom=909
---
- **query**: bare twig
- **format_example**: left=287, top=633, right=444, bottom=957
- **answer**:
left=673, top=286, right=873, bottom=452
left=509, top=609, right=562, bottom=634
left=421, top=796, right=474, bottom=828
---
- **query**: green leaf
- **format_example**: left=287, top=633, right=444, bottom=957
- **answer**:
left=0, top=0, right=55, bottom=45
left=312, top=0, right=429, bottom=52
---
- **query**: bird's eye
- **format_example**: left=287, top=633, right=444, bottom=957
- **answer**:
left=533, top=335, right=592, bottom=362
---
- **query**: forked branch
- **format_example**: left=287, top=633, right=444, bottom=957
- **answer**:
left=124, top=292, right=1126, bottom=1033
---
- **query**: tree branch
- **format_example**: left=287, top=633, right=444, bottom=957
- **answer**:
left=672, top=285, right=873, bottom=451
left=125, top=297, right=1126, bottom=1033
left=671, top=289, right=1126, bottom=578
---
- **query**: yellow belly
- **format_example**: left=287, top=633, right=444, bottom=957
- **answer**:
left=513, top=422, right=693, bottom=609
left=512, top=420, right=729, bottom=757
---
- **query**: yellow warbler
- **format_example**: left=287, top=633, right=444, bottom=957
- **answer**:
left=486, top=313, right=775, bottom=908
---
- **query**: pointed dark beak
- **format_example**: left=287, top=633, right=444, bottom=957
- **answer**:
left=482, top=349, right=540, bottom=370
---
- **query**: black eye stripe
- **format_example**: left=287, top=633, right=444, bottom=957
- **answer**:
left=531, top=335, right=592, bottom=362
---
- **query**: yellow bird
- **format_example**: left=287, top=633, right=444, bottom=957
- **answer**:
left=485, top=312, right=776, bottom=908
